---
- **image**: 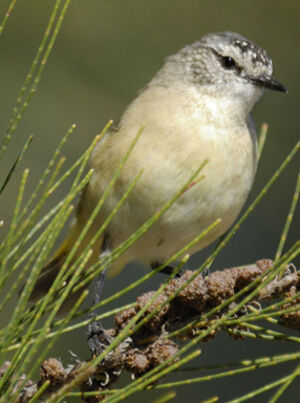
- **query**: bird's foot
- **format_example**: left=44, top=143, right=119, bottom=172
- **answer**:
left=87, top=313, right=112, bottom=356
left=151, top=262, right=183, bottom=277
left=202, top=267, right=210, bottom=277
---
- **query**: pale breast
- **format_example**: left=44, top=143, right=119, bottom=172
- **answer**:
left=88, top=86, right=258, bottom=268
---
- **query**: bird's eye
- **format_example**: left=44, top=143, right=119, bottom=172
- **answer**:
left=221, top=56, right=236, bottom=69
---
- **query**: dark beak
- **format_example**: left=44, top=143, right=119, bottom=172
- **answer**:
left=249, top=75, right=288, bottom=93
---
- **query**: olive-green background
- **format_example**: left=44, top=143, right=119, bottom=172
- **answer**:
left=0, top=1, right=299, bottom=402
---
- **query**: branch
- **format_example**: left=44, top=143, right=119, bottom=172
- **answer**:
left=6, top=259, right=299, bottom=402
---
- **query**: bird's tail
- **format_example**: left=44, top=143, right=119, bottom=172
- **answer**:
left=26, top=218, right=131, bottom=314
left=29, top=239, right=70, bottom=303
left=28, top=222, right=103, bottom=314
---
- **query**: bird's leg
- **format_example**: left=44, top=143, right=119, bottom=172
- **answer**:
left=151, top=262, right=183, bottom=277
left=203, top=231, right=229, bottom=277
left=86, top=268, right=110, bottom=355
left=87, top=234, right=113, bottom=356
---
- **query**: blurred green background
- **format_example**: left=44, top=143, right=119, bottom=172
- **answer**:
left=0, top=0, right=299, bottom=402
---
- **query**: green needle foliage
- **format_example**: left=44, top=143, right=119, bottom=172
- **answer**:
left=0, top=2, right=299, bottom=403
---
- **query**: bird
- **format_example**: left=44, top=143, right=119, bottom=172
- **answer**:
left=29, top=31, right=287, bottom=313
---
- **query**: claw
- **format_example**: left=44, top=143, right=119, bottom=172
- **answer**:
left=87, top=319, right=112, bottom=356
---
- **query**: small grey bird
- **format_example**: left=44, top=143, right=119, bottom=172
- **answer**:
left=30, top=31, right=286, bottom=311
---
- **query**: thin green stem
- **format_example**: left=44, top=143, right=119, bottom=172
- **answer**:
left=0, top=135, right=33, bottom=194
left=226, top=375, right=291, bottom=403
left=152, top=391, right=177, bottom=403
left=269, top=363, right=300, bottom=403
left=16, top=123, right=76, bottom=225
left=0, top=0, right=63, bottom=157
left=153, top=352, right=300, bottom=390
left=0, top=168, right=29, bottom=278
left=275, top=172, right=300, bottom=264
left=27, top=381, right=50, bottom=403
left=257, top=123, right=268, bottom=161
left=0, top=0, right=17, bottom=37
